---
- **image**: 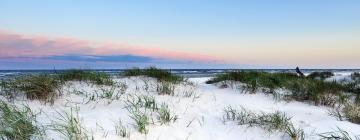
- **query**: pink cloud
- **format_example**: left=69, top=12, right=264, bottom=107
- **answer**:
left=0, top=32, right=93, bottom=57
left=0, top=31, right=218, bottom=62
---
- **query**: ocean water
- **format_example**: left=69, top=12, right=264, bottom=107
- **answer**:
left=0, top=69, right=359, bottom=79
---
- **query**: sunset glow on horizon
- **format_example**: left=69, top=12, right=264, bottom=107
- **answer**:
left=1, top=0, right=359, bottom=69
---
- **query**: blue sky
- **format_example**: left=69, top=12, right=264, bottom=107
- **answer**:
left=0, top=0, right=359, bottom=69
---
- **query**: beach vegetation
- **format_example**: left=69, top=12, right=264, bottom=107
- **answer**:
left=307, top=71, right=334, bottom=80
left=207, top=71, right=355, bottom=107
left=17, top=74, right=62, bottom=104
left=351, top=72, right=360, bottom=83
left=0, top=74, right=63, bottom=104
left=0, top=101, right=43, bottom=140
left=58, top=69, right=113, bottom=85
left=318, top=127, right=360, bottom=140
left=156, top=81, right=176, bottom=96
left=157, top=104, right=178, bottom=125
left=285, top=123, right=305, bottom=140
left=343, top=103, right=360, bottom=124
left=51, top=108, right=90, bottom=140
left=223, top=106, right=304, bottom=140
left=99, top=85, right=120, bottom=101
left=328, top=107, right=344, bottom=121
left=126, top=95, right=159, bottom=111
left=114, top=120, right=130, bottom=138
left=0, top=79, right=21, bottom=101
left=122, top=67, right=183, bottom=83
left=128, top=108, right=150, bottom=134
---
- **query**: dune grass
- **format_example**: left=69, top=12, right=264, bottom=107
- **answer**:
left=122, top=67, right=183, bottom=83
left=18, top=74, right=62, bottom=104
left=223, top=106, right=304, bottom=140
left=128, top=108, right=150, bottom=134
left=206, top=71, right=299, bottom=93
left=0, top=74, right=62, bottom=104
left=307, top=71, right=334, bottom=80
left=343, top=103, right=360, bottom=124
left=58, top=69, right=114, bottom=85
left=284, top=79, right=346, bottom=106
left=157, top=104, right=178, bottom=125
left=0, top=79, right=21, bottom=101
left=125, top=94, right=178, bottom=134
left=223, top=106, right=291, bottom=132
left=126, top=96, right=152, bottom=134
left=0, top=70, right=115, bottom=104
left=351, top=72, right=360, bottom=83
left=211, top=71, right=360, bottom=125
left=114, top=120, right=130, bottom=138
left=126, top=95, right=159, bottom=111
left=285, top=123, right=305, bottom=140
left=0, top=101, right=43, bottom=140
left=51, top=108, right=90, bottom=140
left=318, top=127, right=360, bottom=140
left=207, top=71, right=352, bottom=107
left=156, top=81, right=176, bottom=95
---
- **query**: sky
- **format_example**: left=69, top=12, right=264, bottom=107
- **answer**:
left=0, top=0, right=359, bottom=69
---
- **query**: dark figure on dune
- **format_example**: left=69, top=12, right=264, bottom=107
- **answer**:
left=296, top=67, right=305, bottom=77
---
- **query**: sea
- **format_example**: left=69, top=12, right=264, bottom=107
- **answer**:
left=0, top=69, right=359, bottom=80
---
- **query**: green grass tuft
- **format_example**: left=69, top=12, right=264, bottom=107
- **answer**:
left=122, top=67, right=183, bottom=83
left=114, top=120, right=130, bottom=138
left=128, top=109, right=150, bottom=134
left=58, top=69, right=114, bottom=85
left=128, top=95, right=159, bottom=111
left=51, top=108, right=90, bottom=140
left=157, top=104, right=178, bottom=125
left=208, top=71, right=351, bottom=107
left=0, top=75, right=62, bottom=104
left=0, top=101, right=43, bottom=140
left=18, top=74, right=62, bottom=104
left=156, top=81, right=176, bottom=96
left=223, top=106, right=304, bottom=140
left=318, top=127, right=360, bottom=140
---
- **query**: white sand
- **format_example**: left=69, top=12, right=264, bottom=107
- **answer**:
left=3, top=75, right=360, bottom=140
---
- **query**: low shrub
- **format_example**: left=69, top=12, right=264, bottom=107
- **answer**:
left=0, top=101, right=43, bottom=140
